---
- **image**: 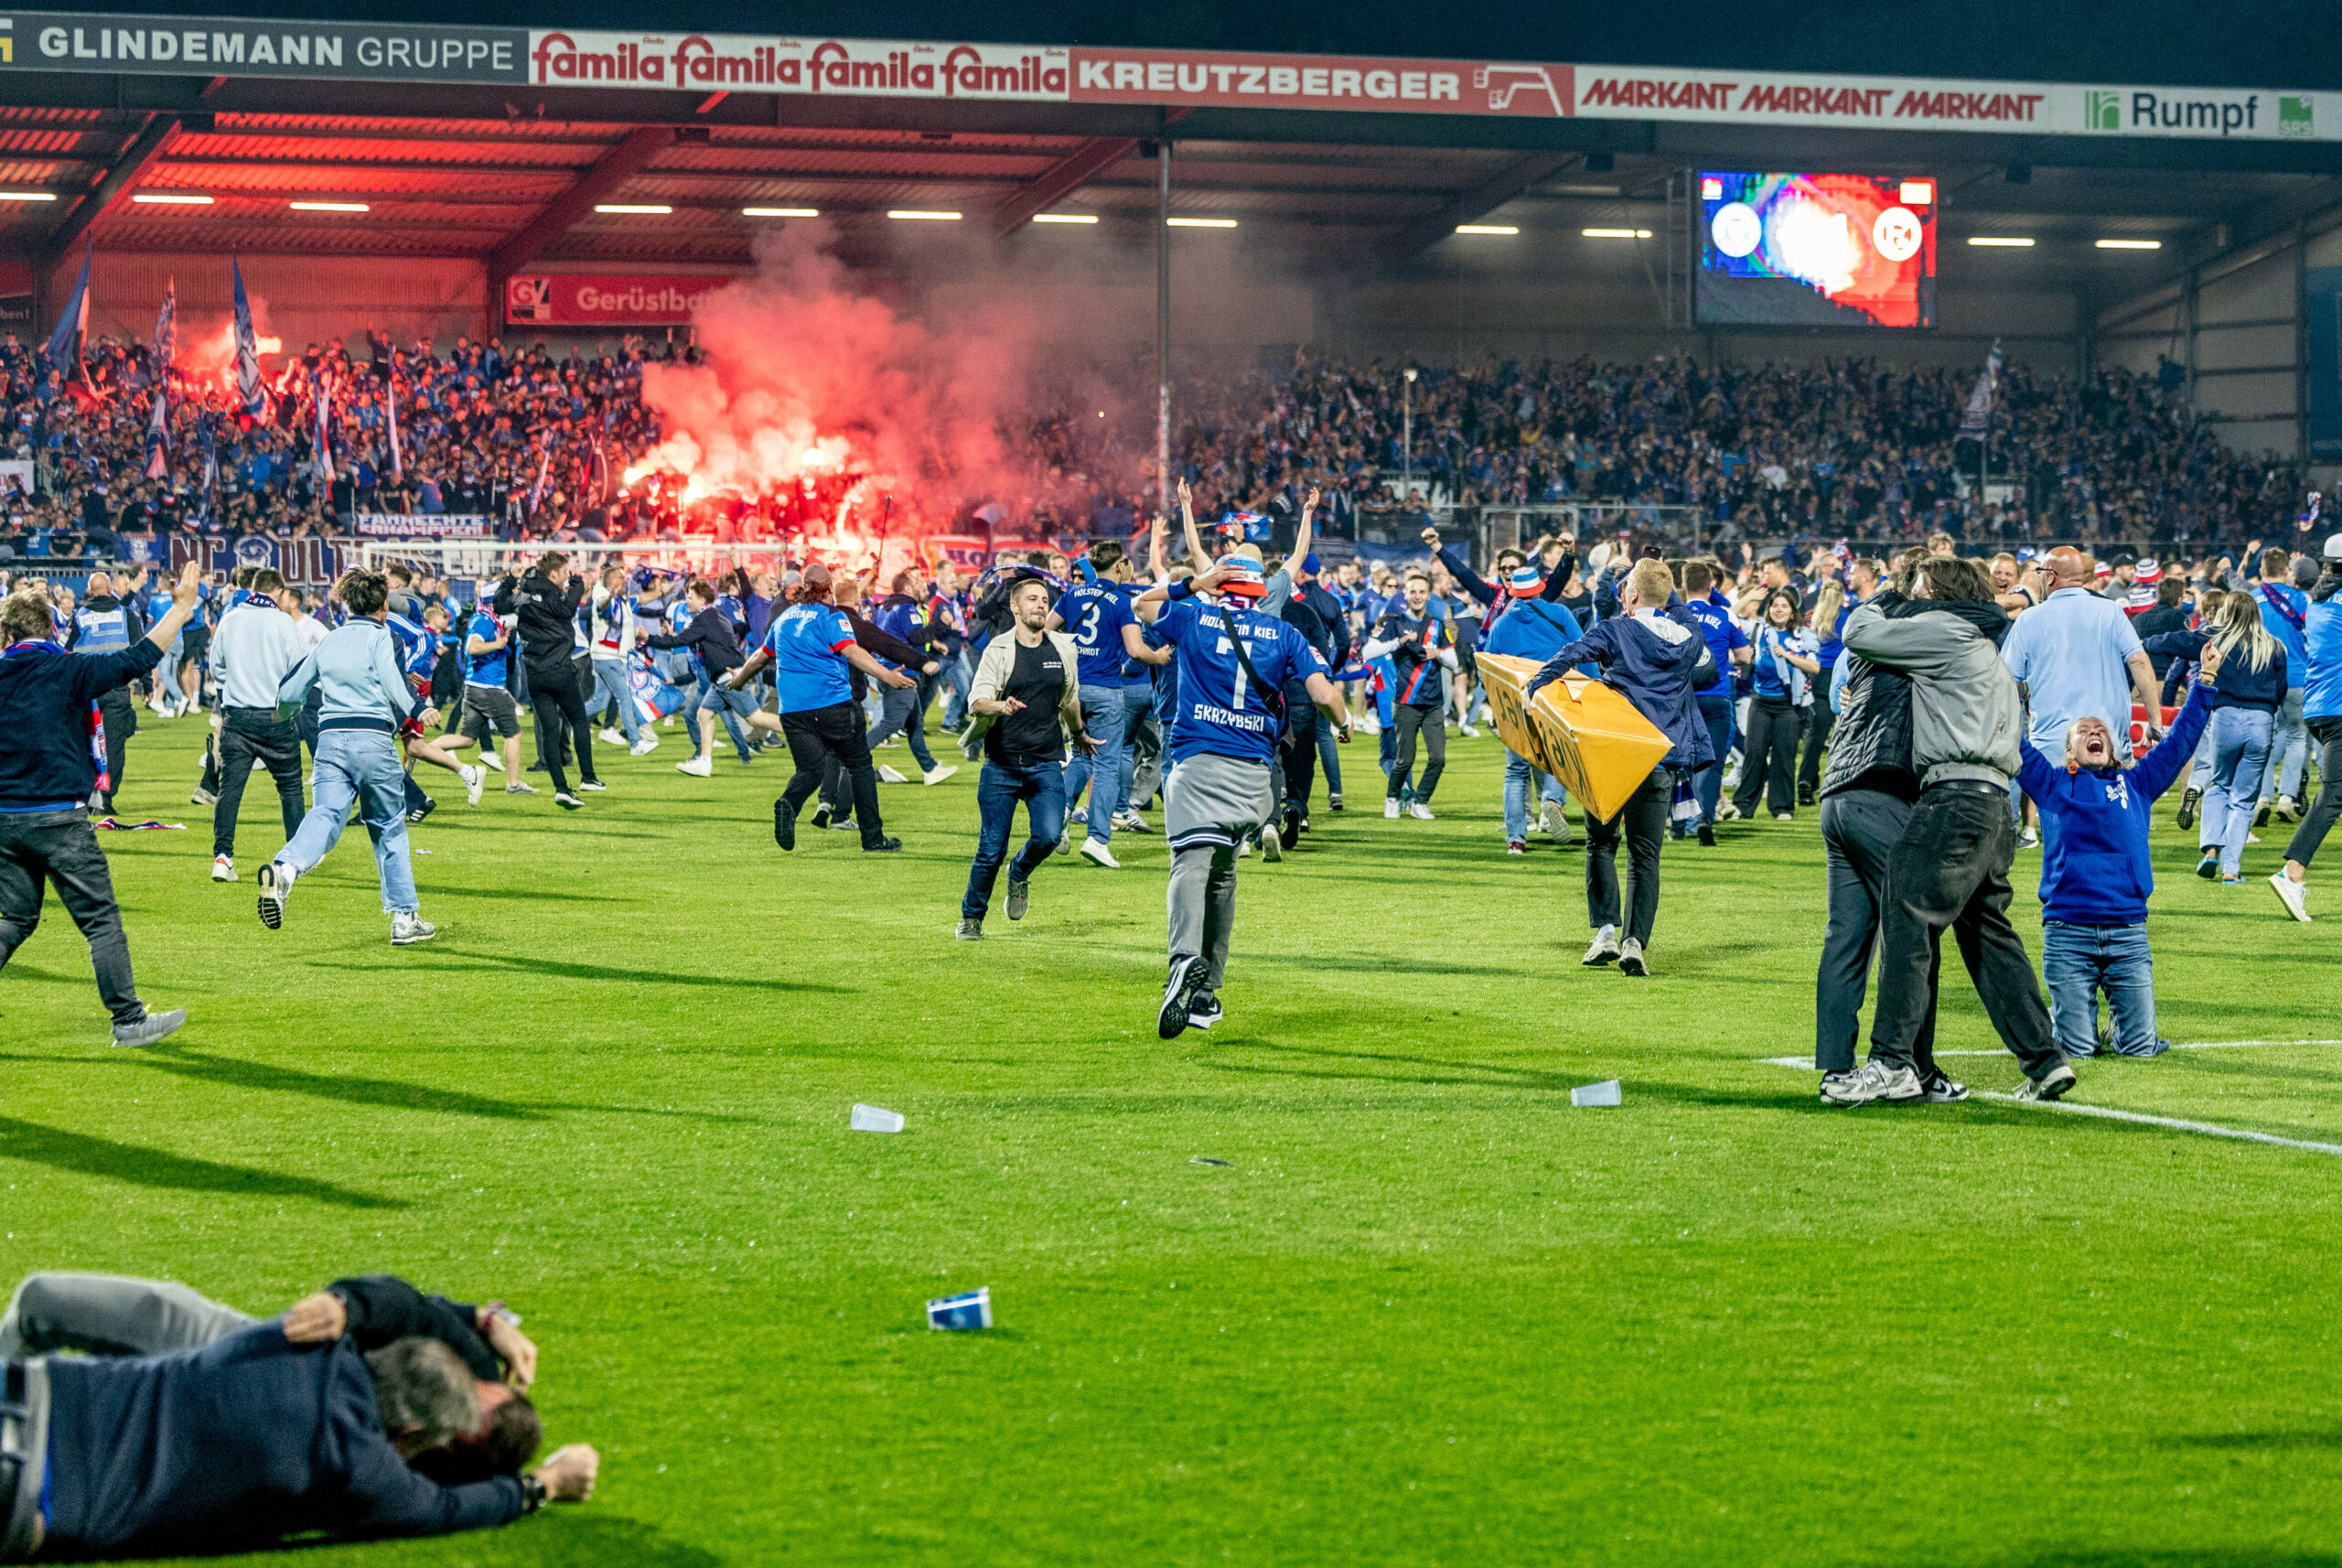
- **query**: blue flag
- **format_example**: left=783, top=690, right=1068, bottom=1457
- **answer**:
left=1957, top=337, right=2003, bottom=439
left=144, top=386, right=167, bottom=479
left=41, top=242, right=91, bottom=372
left=153, top=274, right=177, bottom=368
left=231, top=252, right=266, bottom=416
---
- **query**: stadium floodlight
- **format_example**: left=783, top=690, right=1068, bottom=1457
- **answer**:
left=1582, top=227, right=1651, bottom=239
left=132, top=192, right=212, bottom=204
left=742, top=206, right=818, bottom=217
left=595, top=204, right=672, bottom=215
left=0, top=191, right=58, bottom=201
left=887, top=209, right=962, bottom=220
left=1166, top=217, right=1237, bottom=229
left=1967, top=236, right=2035, bottom=247
left=1032, top=213, right=1100, bottom=224
left=289, top=200, right=369, bottom=212
left=2095, top=238, right=2163, bottom=250
left=1456, top=224, right=1520, bottom=235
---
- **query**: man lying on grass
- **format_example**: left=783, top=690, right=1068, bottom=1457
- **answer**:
left=0, top=1271, right=594, bottom=1560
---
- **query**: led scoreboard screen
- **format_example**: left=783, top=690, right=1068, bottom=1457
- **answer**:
left=1697, top=172, right=1937, bottom=329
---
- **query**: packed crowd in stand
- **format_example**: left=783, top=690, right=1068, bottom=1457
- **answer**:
left=0, top=329, right=2316, bottom=562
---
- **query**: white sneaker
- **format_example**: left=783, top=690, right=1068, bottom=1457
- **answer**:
left=2018, top=828, right=2040, bottom=850
left=1357, top=716, right=1380, bottom=735
left=577, top=779, right=607, bottom=792
left=505, top=780, right=539, bottom=795
left=1540, top=800, right=1569, bottom=843
left=256, top=861, right=293, bottom=929
left=599, top=727, right=623, bottom=745
left=2276, top=795, right=2302, bottom=823
left=479, top=749, right=504, bottom=773
left=462, top=765, right=485, bottom=806
left=1582, top=926, right=1620, bottom=966
left=2270, top=872, right=2312, bottom=923
left=1113, top=810, right=1151, bottom=833
left=1409, top=802, right=1435, bottom=821
left=554, top=791, right=584, bottom=811
left=1819, top=1058, right=1925, bottom=1105
left=923, top=765, right=959, bottom=786
left=1459, top=723, right=1479, bottom=738
left=210, top=854, right=235, bottom=883
left=390, top=913, right=438, bottom=946
left=1237, top=837, right=1251, bottom=858
left=1617, top=937, right=1648, bottom=977
left=1080, top=838, right=1121, bottom=869
left=877, top=764, right=909, bottom=784
left=675, top=756, right=714, bottom=778
left=630, top=736, right=660, bottom=756
left=663, top=715, right=676, bottom=729
left=1383, top=799, right=1402, bottom=819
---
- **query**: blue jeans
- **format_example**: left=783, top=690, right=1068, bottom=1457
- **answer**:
left=2041, top=921, right=2164, bottom=1058
left=698, top=681, right=761, bottom=762
left=693, top=675, right=757, bottom=762
left=589, top=659, right=641, bottom=743
left=1502, top=750, right=1564, bottom=841
left=275, top=727, right=416, bottom=915
left=2264, top=687, right=2307, bottom=801
left=939, top=650, right=973, bottom=732
left=1119, top=682, right=1160, bottom=809
left=1062, top=684, right=1127, bottom=843
left=1693, top=690, right=1734, bottom=825
left=2202, top=705, right=2274, bottom=875
left=962, top=758, right=1066, bottom=919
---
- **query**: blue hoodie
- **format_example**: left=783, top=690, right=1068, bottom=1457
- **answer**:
left=1528, top=608, right=1714, bottom=771
left=2015, top=681, right=2212, bottom=927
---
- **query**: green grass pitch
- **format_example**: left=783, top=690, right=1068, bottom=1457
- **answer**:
left=5, top=713, right=2339, bottom=1566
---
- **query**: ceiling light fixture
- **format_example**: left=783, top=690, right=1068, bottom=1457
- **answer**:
left=132, top=192, right=212, bottom=205
left=1456, top=224, right=1520, bottom=235
left=1032, top=212, right=1099, bottom=224
left=2094, top=238, right=2163, bottom=250
left=1582, top=227, right=1650, bottom=239
left=1967, top=236, right=2035, bottom=247
left=289, top=200, right=369, bottom=212
left=1166, top=217, right=1237, bottom=229
left=887, top=209, right=962, bottom=220
left=742, top=206, right=818, bottom=217
left=595, top=203, right=672, bottom=215
left=0, top=191, right=59, bottom=202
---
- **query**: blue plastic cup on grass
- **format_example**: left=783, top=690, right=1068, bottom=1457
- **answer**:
left=927, top=1287, right=993, bottom=1330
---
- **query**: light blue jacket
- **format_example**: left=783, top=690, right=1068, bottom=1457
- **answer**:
left=276, top=617, right=415, bottom=728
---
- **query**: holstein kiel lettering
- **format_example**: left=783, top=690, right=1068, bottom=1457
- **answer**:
left=528, top=30, right=1067, bottom=97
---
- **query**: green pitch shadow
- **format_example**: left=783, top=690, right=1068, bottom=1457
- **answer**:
left=0, top=1116, right=403, bottom=1209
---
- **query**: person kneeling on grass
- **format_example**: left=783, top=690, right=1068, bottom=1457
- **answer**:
left=2016, top=641, right=2223, bottom=1059
left=954, top=575, right=1095, bottom=940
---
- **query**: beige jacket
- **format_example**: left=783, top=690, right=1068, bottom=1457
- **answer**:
left=958, top=628, right=1085, bottom=759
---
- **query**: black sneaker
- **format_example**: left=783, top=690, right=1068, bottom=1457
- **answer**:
left=1279, top=810, right=1301, bottom=851
left=811, top=801, right=834, bottom=830
left=1006, top=875, right=1029, bottom=920
left=2175, top=786, right=2200, bottom=830
left=1798, top=782, right=1816, bottom=807
left=1158, top=955, right=1206, bottom=1039
left=1919, top=1069, right=1970, bottom=1102
left=774, top=797, right=797, bottom=851
left=1697, top=821, right=1717, bottom=847
left=1328, top=792, right=1344, bottom=811
left=526, top=761, right=548, bottom=773
left=1187, top=990, right=1223, bottom=1029
left=863, top=836, right=903, bottom=853
left=406, top=796, right=436, bottom=825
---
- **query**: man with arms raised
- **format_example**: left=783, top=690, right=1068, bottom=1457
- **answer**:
left=1133, top=547, right=1350, bottom=1036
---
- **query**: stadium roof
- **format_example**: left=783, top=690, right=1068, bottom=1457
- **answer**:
left=4, top=11, right=2340, bottom=306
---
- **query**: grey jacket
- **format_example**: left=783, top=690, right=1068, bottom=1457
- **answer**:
left=1842, top=600, right=2021, bottom=788
left=958, top=628, right=1084, bottom=759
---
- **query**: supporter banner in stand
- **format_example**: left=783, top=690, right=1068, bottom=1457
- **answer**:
left=0, top=12, right=526, bottom=82
left=4, top=13, right=2332, bottom=141
left=504, top=274, right=733, bottom=328
left=354, top=513, right=493, bottom=538
left=0, top=459, right=34, bottom=499
left=166, top=534, right=344, bottom=584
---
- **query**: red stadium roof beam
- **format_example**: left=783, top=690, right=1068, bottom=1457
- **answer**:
left=488, top=124, right=676, bottom=295
left=991, top=109, right=1188, bottom=237
left=41, top=112, right=180, bottom=269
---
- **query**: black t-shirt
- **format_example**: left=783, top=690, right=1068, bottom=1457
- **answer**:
left=987, top=635, right=1066, bottom=767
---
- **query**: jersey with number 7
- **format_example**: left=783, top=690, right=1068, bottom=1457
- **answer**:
left=1154, top=597, right=1327, bottom=768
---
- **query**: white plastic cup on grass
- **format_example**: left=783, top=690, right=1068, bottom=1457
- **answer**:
left=1570, top=1079, right=1622, bottom=1108
left=851, top=1104, right=906, bottom=1133
left=927, top=1287, right=993, bottom=1330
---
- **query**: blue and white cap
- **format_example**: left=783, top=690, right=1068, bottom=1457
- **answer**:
left=1218, top=549, right=1267, bottom=598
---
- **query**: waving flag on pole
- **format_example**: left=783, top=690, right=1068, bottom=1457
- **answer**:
left=144, top=385, right=168, bottom=478
left=385, top=370, right=403, bottom=478
left=313, top=371, right=335, bottom=493
left=231, top=252, right=267, bottom=416
left=152, top=275, right=177, bottom=369
left=528, top=430, right=553, bottom=513
left=198, top=410, right=218, bottom=499
left=1958, top=337, right=2004, bottom=439
left=41, top=241, right=92, bottom=378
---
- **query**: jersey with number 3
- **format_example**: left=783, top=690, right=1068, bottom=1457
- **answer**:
left=1051, top=583, right=1136, bottom=689
left=1155, top=597, right=1326, bottom=767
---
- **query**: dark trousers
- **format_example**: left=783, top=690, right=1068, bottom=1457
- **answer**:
left=783, top=703, right=886, bottom=849
left=962, top=758, right=1066, bottom=918
left=1798, top=702, right=1836, bottom=793
left=1693, top=690, right=1734, bottom=825
left=1816, top=789, right=1938, bottom=1073
left=0, top=810, right=144, bottom=1024
left=526, top=660, right=597, bottom=794
left=1870, top=781, right=2063, bottom=1081
left=2281, top=714, right=2342, bottom=868
left=95, top=688, right=136, bottom=809
left=1389, top=703, right=1445, bottom=801
left=1585, top=768, right=1671, bottom=945
left=1734, top=695, right=1802, bottom=817
left=1281, top=702, right=1324, bottom=820
left=211, top=709, right=306, bottom=859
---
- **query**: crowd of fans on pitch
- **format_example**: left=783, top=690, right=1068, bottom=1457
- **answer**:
left=0, top=328, right=2312, bottom=563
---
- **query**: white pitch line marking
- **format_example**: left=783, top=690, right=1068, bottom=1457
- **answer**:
left=1756, top=1043, right=2342, bottom=1158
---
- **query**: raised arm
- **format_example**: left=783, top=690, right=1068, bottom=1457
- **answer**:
left=1177, top=478, right=1210, bottom=573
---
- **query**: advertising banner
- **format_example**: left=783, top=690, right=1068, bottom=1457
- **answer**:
left=355, top=513, right=494, bottom=538
left=0, top=11, right=526, bottom=83
left=1068, top=48, right=1568, bottom=117
left=524, top=29, right=1066, bottom=100
left=504, top=274, right=734, bottom=328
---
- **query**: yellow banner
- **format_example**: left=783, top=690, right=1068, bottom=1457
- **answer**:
left=1476, top=652, right=1674, bottom=823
